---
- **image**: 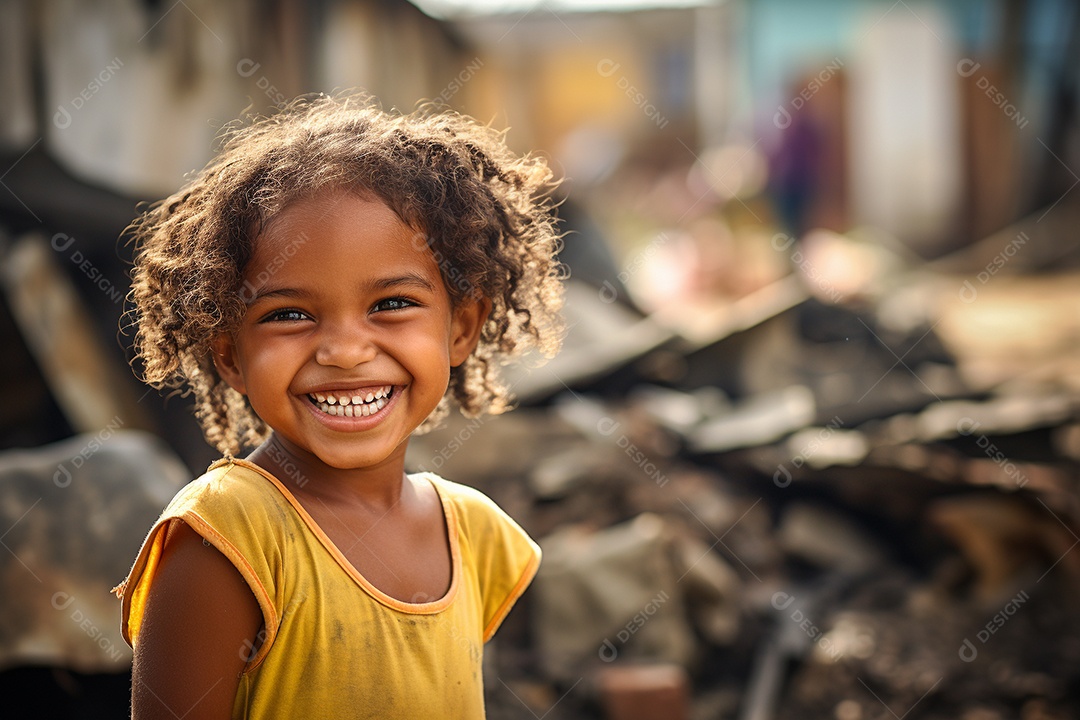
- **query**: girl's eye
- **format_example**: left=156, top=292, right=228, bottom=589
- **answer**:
left=373, top=297, right=416, bottom=312
left=260, top=308, right=309, bottom=323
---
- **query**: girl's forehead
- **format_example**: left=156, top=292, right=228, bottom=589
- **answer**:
left=245, top=191, right=442, bottom=282
left=261, top=189, right=403, bottom=235
left=255, top=192, right=408, bottom=248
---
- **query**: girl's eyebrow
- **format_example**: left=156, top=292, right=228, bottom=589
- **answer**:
left=369, top=273, right=437, bottom=293
left=247, top=274, right=437, bottom=304
left=248, top=287, right=307, bottom=304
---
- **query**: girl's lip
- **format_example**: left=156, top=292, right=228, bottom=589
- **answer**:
left=300, top=385, right=402, bottom=431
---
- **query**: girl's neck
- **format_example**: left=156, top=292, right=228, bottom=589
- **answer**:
left=246, top=433, right=408, bottom=511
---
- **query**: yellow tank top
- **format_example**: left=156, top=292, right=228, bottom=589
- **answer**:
left=116, top=458, right=540, bottom=719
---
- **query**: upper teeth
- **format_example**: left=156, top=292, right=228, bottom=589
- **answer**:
left=311, top=386, right=392, bottom=406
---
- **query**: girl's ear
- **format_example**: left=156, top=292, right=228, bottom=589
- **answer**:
left=448, top=296, right=492, bottom=368
left=211, top=334, right=247, bottom=395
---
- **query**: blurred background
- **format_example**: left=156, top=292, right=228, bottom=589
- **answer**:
left=1, top=0, right=1080, bottom=718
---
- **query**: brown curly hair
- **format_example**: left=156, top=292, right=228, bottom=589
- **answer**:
left=125, top=92, right=564, bottom=457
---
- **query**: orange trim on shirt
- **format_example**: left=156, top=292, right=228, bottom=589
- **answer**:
left=176, top=510, right=281, bottom=671
left=483, top=545, right=541, bottom=642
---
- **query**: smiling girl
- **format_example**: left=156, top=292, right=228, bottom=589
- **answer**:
left=114, top=93, right=563, bottom=719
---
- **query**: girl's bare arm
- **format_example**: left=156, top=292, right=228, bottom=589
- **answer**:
left=131, top=521, right=263, bottom=720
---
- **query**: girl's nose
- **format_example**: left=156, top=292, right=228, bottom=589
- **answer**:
left=314, top=323, right=378, bottom=368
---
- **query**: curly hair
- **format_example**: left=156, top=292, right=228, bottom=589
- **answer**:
left=125, top=92, right=564, bottom=457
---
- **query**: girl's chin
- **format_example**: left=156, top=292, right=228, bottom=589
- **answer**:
left=296, top=437, right=412, bottom=473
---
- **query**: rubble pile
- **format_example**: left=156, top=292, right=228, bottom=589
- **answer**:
left=408, top=208, right=1080, bottom=720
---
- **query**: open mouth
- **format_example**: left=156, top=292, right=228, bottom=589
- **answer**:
left=307, top=385, right=395, bottom=417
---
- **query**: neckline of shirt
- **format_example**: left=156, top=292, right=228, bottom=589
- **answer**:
left=210, top=457, right=462, bottom=615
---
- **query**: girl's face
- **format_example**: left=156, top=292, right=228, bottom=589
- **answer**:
left=213, top=191, right=487, bottom=473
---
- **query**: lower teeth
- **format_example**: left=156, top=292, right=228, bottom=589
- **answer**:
left=313, top=390, right=391, bottom=417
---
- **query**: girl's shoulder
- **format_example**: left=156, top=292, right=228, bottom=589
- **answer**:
left=417, top=472, right=540, bottom=642
left=159, top=458, right=298, bottom=533
left=413, top=472, right=505, bottom=522
left=415, top=471, right=538, bottom=557
left=178, top=457, right=290, bottom=499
